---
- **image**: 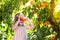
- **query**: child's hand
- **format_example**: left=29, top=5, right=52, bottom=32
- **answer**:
left=26, top=17, right=30, bottom=21
left=17, top=16, right=20, bottom=23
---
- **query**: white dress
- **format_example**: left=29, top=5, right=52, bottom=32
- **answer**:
left=13, top=26, right=27, bottom=40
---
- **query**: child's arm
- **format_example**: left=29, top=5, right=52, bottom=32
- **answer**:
left=12, top=21, right=19, bottom=30
left=12, top=17, right=20, bottom=30
left=26, top=18, right=34, bottom=30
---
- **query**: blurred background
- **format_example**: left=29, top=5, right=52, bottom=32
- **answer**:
left=0, top=0, right=60, bottom=40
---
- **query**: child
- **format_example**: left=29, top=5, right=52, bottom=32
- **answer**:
left=12, top=13, right=34, bottom=40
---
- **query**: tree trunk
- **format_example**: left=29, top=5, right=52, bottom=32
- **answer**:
left=49, top=0, right=60, bottom=38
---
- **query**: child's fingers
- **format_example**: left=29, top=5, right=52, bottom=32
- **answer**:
left=17, top=17, right=20, bottom=22
left=18, top=18, right=20, bottom=21
left=26, top=17, right=30, bottom=21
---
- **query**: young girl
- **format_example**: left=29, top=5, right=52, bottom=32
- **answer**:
left=12, top=13, right=34, bottom=40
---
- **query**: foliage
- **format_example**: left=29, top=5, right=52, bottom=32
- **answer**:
left=0, top=0, right=60, bottom=40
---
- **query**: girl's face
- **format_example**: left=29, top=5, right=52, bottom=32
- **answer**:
left=19, top=13, right=24, bottom=26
